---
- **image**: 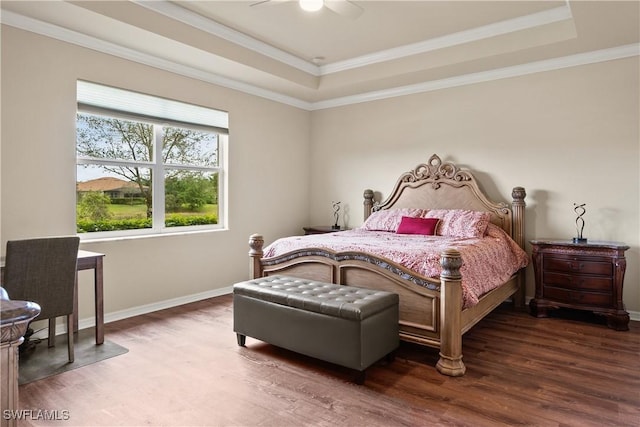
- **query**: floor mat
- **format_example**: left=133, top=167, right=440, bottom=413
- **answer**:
left=18, top=327, right=128, bottom=385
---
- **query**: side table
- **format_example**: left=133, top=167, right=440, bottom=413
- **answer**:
left=1, top=298, right=41, bottom=427
left=303, top=226, right=344, bottom=235
left=529, top=239, right=630, bottom=331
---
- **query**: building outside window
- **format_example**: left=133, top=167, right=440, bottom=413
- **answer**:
left=76, top=81, right=228, bottom=238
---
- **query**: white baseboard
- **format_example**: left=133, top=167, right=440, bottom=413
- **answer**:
left=98, top=286, right=234, bottom=327
left=32, top=286, right=233, bottom=339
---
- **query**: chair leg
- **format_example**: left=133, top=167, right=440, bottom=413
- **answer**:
left=48, top=318, right=56, bottom=347
left=67, top=313, right=74, bottom=363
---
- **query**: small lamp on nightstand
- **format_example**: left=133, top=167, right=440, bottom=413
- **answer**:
left=572, top=203, right=587, bottom=243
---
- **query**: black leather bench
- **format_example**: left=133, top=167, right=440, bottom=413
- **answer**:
left=233, top=275, right=399, bottom=384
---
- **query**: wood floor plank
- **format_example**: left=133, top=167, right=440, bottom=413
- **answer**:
left=16, top=295, right=640, bottom=426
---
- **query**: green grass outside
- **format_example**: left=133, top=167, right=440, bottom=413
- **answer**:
left=82, top=203, right=218, bottom=219
left=108, top=204, right=146, bottom=219
left=77, top=203, right=218, bottom=232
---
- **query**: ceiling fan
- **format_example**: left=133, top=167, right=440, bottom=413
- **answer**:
left=250, top=0, right=364, bottom=20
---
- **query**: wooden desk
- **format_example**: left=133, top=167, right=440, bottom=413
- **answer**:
left=75, top=250, right=105, bottom=345
left=1, top=250, right=105, bottom=345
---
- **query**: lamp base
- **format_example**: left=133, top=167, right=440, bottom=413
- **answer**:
left=331, top=225, right=341, bottom=230
left=572, top=238, right=587, bottom=244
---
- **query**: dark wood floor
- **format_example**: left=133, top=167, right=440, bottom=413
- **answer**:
left=18, top=295, right=640, bottom=426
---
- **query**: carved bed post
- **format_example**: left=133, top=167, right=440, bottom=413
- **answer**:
left=249, top=234, right=264, bottom=279
left=512, top=187, right=526, bottom=308
left=363, top=189, right=374, bottom=220
left=436, top=248, right=466, bottom=377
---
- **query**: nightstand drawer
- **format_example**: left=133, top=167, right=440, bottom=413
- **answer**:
left=543, top=257, right=612, bottom=276
left=543, top=286, right=612, bottom=307
left=543, top=271, right=613, bottom=291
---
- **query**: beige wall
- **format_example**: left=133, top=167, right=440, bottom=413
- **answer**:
left=1, top=26, right=311, bottom=320
left=2, top=24, right=639, bottom=322
left=309, top=57, right=640, bottom=312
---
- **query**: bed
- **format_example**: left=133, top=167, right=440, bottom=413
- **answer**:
left=248, top=154, right=527, bottom=376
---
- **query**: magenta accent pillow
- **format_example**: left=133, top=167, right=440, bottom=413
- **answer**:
left=425, top=209, right=491, bottom=238
left=361, top=208, right=425, bottom=232
left=396, top=216, right=440, bottom=235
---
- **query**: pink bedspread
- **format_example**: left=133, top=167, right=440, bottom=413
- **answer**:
left=263, top=224, right=528, bottom=308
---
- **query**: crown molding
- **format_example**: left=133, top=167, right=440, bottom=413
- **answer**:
left=0, top=9, right=313, bottom=110
left=320, top=3, right=574, bottom=75
left=310, top=43, right=640, bottom=110
left=134, top=0, right=574, bottom=77
left=1, top=9, right=638, bottom=112
left=132, top=0, right=321, bottom=76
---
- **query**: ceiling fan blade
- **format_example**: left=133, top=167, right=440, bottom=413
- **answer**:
left=250, top=0, right=289, bottom=7
left=324, top=0, right=363, bottom=19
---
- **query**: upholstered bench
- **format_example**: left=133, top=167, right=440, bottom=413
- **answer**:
left=233, top=275, right=399, bottom=384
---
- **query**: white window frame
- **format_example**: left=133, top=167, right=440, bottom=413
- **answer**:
left=76, top=81, right=228, bottom=240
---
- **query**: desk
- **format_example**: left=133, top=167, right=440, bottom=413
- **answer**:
left=75, top=250, right=105, bottom=345
left=1, top=250, right=105, bottom=345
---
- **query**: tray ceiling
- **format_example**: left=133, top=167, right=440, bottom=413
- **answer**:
left=1, top=1, right=638, bottom=109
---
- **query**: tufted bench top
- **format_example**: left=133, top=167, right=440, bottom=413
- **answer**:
left=233, top=275, right=399, bottom=321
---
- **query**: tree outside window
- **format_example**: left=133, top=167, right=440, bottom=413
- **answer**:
left=76, top=112, right=222, bottom=235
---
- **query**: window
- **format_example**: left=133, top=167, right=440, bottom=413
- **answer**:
left=76, top=81, right=228, bottom=238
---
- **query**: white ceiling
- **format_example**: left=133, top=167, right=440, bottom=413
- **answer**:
left=177, top=1, right=566, bottom=64
left=1, top=1, right=639, bottom=109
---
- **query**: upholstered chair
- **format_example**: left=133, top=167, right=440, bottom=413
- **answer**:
left=2, top=237, right=80, bottom=363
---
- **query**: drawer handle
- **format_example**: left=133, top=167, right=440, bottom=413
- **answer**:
left=570, top=262, right=584, bottom=270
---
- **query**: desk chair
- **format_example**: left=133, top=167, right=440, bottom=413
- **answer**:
left=2, top=237, right=80, bottom=363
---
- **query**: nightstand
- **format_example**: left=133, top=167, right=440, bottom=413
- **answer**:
left=529, top=239, right=630, bottom=331
left=303, top=226, right=343, bottom=235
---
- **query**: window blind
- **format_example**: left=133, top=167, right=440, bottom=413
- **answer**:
left=77, top=80, right=228, bottom=134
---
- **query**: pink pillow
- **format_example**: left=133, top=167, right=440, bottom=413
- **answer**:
left=396, top=216, right=440, bottom=235
left=361, top=208, right=425, bottom=232
left=425, top=209, right=491, bottom=238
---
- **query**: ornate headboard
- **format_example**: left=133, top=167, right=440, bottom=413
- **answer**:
left=363, top=154, right=526, bottom=249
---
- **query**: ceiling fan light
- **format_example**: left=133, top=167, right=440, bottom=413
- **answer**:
left=299, top=0, right=323, bottom=12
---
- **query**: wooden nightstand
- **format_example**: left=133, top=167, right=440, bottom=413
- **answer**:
left=529, top=239, right=630, bottom=331
left=303, top=226, right=343, bottom=235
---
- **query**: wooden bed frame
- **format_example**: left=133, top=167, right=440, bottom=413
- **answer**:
left=248, top=154, right=526, bottom=376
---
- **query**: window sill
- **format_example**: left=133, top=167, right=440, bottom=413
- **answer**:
left=78, top=227, right=228, bottom=243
